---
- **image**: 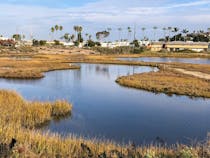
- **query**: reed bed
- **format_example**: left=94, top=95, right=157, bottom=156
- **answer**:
left=0, top=91, right=210, bottom=157
left=116, top=70, right=210, bottom=98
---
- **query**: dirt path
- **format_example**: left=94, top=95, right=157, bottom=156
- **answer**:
left=174, top=68, right=210, bottom=80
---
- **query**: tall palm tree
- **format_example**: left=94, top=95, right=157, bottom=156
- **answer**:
left=51, top=27, right=55, bottom=40
left=70, top=34, right=75, bottom=42
left=55, top=25, right=59, bottom=31
left=85, top=33, right=89, bottom=41
left=73, top=26, right=78, bottom=37
left=167, top=27, right=172, bottom=41
left=163, top=27, right=167, bottom=41
left=172, top=27, right=179, bottom=41
left=182, top=29, right=189, bottom=42
left=107, top=28, right=112, bottom=41
left=141, top=27, right=146, bottom=40
left=73, top=26, right=83, bottom=43
left=88, top=35, right=92, bottom=40
left=127, top=27, right=132, bottom=41
left=118, top=28, right=122, bottom=41
left=153, top=26, right=158, bottom=41
left=59, top=26, right=63, bottom=31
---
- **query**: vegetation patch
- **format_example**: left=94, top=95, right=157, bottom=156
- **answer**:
left=0, top=91, right=210, bottom=157
left=116, top=70, right=210, bottom=98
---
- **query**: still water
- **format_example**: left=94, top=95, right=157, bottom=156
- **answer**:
left=0, top=64, right=209, bottom=145
left=119, top=57, right=210, bottom=65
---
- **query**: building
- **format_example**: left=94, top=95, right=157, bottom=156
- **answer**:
left=101, top=41, right=131, bottom=48
left=151, top=41, right=210, bottom=52
left=0, top=36, right=16, bottom=47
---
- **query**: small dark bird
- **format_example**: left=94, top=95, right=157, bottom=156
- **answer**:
left=9, top=138, right=17, bottom=149
left=0, top=138, right=17, bottom=157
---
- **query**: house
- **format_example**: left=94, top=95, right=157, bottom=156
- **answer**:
left=151, top=41, right=210, bottom=52
left=101, top=41, right=131, bottom=48
left=0, top=37, right=16, bottom=47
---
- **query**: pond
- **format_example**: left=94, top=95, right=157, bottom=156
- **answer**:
left=119, top=57, right=210, bottom=65
left=0, top=63, right=209, bottom=145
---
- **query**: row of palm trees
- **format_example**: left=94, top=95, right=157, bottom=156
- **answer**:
left=51, top=24, right=210, bottom=43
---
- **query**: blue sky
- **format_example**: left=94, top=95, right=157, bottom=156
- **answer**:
left=0, top=0, right=210, bottom=40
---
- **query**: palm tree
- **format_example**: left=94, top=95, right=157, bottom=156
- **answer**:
left=141, top=27, right=146, bottom=40
left=73, top=26, right=83, bottom=43
left=85, top=33, right=89, bottom=41
left=118, top=28, right=122, bottom=41
left=163, top=27, right=167, bottom=41
left=127, top=27, right=132, bottom=41
left=88, top=35, right=92, bottom=40
left=167, top=27, right=172, bottom=41
left=153, top=26, right=158, bottom=41
left=172, top=27, right=179, bottom=41
left=107, top=28, right=112, bottom=41
left=55, top=25, right=59, bottom=31
left=70, top=34, right=75, bottom=42
left=207, top=28, right=210, bottom=32
left=182, top=29, right=189, bottom=42
left=59, top=26, right=63, bottom=31
left=51, top=27, right=55, bottom=40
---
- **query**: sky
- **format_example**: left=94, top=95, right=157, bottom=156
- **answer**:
left=0, top=0, right=210, bottom=40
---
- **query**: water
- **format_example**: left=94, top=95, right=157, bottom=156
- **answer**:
left=119, top=57, right=210, bottom=65
left=0, top=63, right=209, bottom=145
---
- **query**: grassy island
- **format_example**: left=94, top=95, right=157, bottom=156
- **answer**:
left=116, top=70, right=210, bottom=98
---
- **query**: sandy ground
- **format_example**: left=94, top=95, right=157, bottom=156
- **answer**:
left=174, top=68, right=210, bottom=80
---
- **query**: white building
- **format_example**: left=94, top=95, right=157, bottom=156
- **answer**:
left=101, top=41, right=131, bottom=48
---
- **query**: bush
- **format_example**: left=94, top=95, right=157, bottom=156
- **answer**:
left=39, top=40, right=47, bottom=46
left=54, top=40, right=60, bottom=45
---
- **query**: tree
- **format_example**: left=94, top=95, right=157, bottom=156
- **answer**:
left=55, top=25, right=59, bottom=31
left=118, top=28, right=122, bottom=41
left=107, top=28, right=112, bottom=41
left=69, top=34, right=74, bottom=42
left=153, top=26, right=158, bottom=41
left=96, top=31, right=110, bottom=42
left=51, top=25, right=63, bottom=40
left=167, top=27, right=172, bottom=41
left=162, top=28, right=167, bottom=41
left=12, top=34, right=21, bottom=41
left=141, top=27, right=146, bottom=40
left=182, top=29, right=189, bottom=42
left=127, top=27, right=132, bottom=41
left=61, top=33, right=70, bottom=42
left=74, top=26, right=83, bottom=43
left=85, top=33, right=89, bottom=41
left=59, top=26, right=63, bottom=31
left=172, top=27, right=179, bottom=41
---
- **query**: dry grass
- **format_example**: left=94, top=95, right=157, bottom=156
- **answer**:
left=0, top=89, right=209, bottom=157
left=0, top=58, right=80, bottom=79
left=112, top=51, right=210, bottom=58
left=116, top=70, right=210, bottom=98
